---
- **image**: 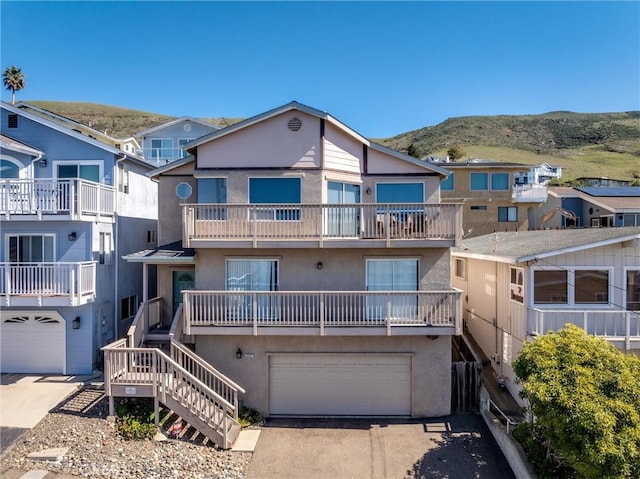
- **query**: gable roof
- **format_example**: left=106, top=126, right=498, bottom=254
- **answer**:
left=0, top=134, right=44, bottom=157
left=1, top=102, right=154, bottom=170
left=548, top=186, right=640, bottom=212
left=135, top=116, right=220, bottom=137
left=181, top=101, right=450, bottom=177
left=453, top=227, right=640, bottom=264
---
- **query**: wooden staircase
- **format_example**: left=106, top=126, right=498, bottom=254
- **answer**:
left=102, top=301, right=246, bottom=449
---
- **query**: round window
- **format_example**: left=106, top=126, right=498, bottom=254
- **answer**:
left=176, top=182, right=193, bottom=199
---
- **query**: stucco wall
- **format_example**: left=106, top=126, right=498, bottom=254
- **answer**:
left=195, top=334, right=452, bottom=417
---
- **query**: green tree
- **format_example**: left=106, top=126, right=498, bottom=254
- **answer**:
left=406, top=143, right=420, bottom=159
left=513, top=325, right=640, bottom=478
left=3, top=65, right=25, bottom=104
left=447, top=144, right=466, bottom=160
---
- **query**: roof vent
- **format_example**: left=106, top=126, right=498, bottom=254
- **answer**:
left=287, top=117, right=302, bottom=132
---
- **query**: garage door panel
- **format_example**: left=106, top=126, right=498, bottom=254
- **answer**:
left=269, top=354, right=411, bottom=416
left=1, top=313, right=65, bottom=374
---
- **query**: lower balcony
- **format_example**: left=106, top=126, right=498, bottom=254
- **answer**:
left=0, top=262, right=96, bottom=306
left=528, top=307, right=640, bottom=350
left=183, top=290, right=462, bottom=336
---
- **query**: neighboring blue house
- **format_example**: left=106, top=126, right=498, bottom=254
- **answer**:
left=0, top=101, right=158, bottom=374
left=136, top=117, right=220, bottom=166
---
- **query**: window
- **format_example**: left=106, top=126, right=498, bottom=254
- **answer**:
left=0, top=159, right=20, bottom=178
left=99, top=232, right=112, bottom=265
left=121, top=295, right=139, bottom=320
left=470, top=173, right=488, bottom=190
left=118, top=164, right=129, bottom=194
left=534, top=270, right=567, bottom=304
left=150, top=139, right=173, bottom=160
left=147, top=230, right=156, bottom=244
left=498, top=207, right=518, bottom=222
left=366, top=259, right=419, bottom=319
left=627, top=270, right=640, bottom=311
left=57, top=163, right=100, bottom=182
left=226, top=259, right=279, bottom=320
left=249, top=177, right=301, bottom=220
left=575, top=270, right=609, bottom=304
left=455, top=258, right=466, bottom=279
left=491, top=173, right=510, bottom=190
left=470, top=205, right=487, bottom=211
left=197, top=178, right=227, bottom=219
left=8, top=234, right=54, bottom=262
left=440, top=174, right=455, bottom=191
left=176, top=182, right=192, bottom=200
left=7, top=114, right=18, bottom=128
left=376, top=183, right=424, bottom=203
left=510, top=267, right=524, bottom=303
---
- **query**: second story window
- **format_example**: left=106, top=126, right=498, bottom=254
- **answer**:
left=118, top=164, right=129, bottom=194
left=375, top=183, right=424, bottom=203
left=99, top=232, right=112, bottom=265
left=57, top=163, right=100, bottom=182
left=8, top=234, right=54, bottom=262
left=491, top=173, right=510, bottom=190
left=441, top=174, right=455, bottom=191
left=179, top=139, right=192, bottom=158
left=150, top=139, right=173, bottom=160
left=197, top=178, right=227, bottom=220
left=470, top=173, right=488, bottom=191
left=249, top=177, right=301, bottom=220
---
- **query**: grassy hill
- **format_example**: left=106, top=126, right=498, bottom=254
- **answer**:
left=25, top=101, right=242, bottom=139
left=381, top=111, right=640, bottom=183
left=23, top=101, right=640, bottom=183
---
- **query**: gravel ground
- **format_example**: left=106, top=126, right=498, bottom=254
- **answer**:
left=0, top=385, right=251, bottom=479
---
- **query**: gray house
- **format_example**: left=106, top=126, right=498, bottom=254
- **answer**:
left=0, top=101, right=158, bottom=374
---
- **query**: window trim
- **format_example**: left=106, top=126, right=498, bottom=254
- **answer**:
left=118, top=163, right=129, bottom=194
left=6, top=233, right=56, bottom=263
left=99, top=232, right=112, bottom=265
left=491, top=172, right=510, bottom=191
left=440, top=173, right=455, bottom=191
left=248, top=176, right=302, bottom=221
left=149, top=138, right=174, bottom=160
left=53, top=160, right=103, bottom=183
left=374, top=181, right=425, bottom=203
left=365, top=258, right=420, bottom=291
left=531, top=266, right=614, bottom=308
left=624, top=267, right=640, bottom=312
left=454, top=258, right=466, bottom=280
left=469, top=172, right=489, bottom=191
left=498, top=206, right=518, bottom=222
left=510, top=267, right=524, bottom=304
left=225, top=258, right=280, bottom=291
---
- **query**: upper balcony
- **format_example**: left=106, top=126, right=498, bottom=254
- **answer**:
left=183, top=289, right=462, bottom=337
left=0, top=179, right=115, bottom=222
left=512, top=184, right=548, bottom=203
left=182, top=203, right=462, bottom=248
left=0, top=261, right=96, bottom=307
left=141, top=148, right=187, bottom=166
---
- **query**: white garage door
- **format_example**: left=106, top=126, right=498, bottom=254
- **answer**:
left=1, top=312, right=65, bottom=374
left=269, top=354, right=411, bottom=416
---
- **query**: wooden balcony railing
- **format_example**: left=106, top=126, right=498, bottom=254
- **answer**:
left=529, top=307, right=640, bottom=350
left=0, top=178, right=115, bottom=220
left=183, top=290, right=462, bottom=335
left=182, top=203, right=462, bottom=247
left=0, top=261, right=96, bottom=306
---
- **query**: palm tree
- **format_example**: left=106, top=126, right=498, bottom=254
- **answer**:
left=3, top=66, right=25, bottom=104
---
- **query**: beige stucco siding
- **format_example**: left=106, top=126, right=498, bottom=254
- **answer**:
left=196, top=112, right=321, bottom=169
left=157, top=172, right=196, bottom=245
left=195, top=335, right=452, bottom=417
left=323, top=124, right=363, bottom=173
left=193, top=247, right=451, bottom=291
left=367, top=148, right=435, bottom=175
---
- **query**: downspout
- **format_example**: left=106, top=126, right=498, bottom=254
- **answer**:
left=113, top=154, right=127, bottom=340
left=29, top=152, right=44, bottom=178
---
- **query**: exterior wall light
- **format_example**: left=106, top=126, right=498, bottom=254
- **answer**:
left=72, top=317, right=81, bottom=329
left=316, top=261, right=323, bottom=270
left=236, top=348, right=242, bottom=359
left=366, top=187, right=372, bottom=195
left=39, top=158, right=47, bottom=168
left=68, top=232, right=77, bottom=241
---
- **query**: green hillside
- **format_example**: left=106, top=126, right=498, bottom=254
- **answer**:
left=22, top=101, right=640, bottom=183
left=25, top=101, right=241, bottom=139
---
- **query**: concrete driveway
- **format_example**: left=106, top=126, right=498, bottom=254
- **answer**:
left=248, top=415, right=514, bottom=479
left=0, top=373, right=98, bottom=455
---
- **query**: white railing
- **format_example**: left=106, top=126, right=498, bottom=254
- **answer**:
left=183, top=290, right=462, bottom=334
left=101, top=342, right=242, bottom=448
left=0, top=262, right=96, bottom=303
left=0, top=178, right=115, bottom=219
left=512, top=184, right=547, bottom=203
left=529, top=308, right=640, bottom=349
left=183, top=203, right=461, bottom=245
left=141, top=147, right=188, bottom=164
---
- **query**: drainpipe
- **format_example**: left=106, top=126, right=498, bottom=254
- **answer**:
left=29, top=153, right=44, bottom=178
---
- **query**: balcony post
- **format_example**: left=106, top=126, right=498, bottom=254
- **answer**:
left=583, top=311, right=588, bottom=333
left=318, top=206, right=324, bottom=247
left=319, top=292, right=325, bottom=336
left=626, top=311, right=631, bottom=351
left=69, top=267, right=76, bottom=306
left=70, top=180, right=76, bottom=218
left=252, top=207, right=258, bottom=248
left=386, top=293, right=392, bottom=335
left=252, top=292, right=258, bottom=335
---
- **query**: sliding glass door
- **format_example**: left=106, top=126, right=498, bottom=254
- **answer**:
left=326, top=181, right=360, bottom=236
left=366, top=259, right=418, bottom=320
left=226, top=259, right=279, bottom=320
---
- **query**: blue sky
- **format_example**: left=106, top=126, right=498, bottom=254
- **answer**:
left=1, top=1, right=638, bottom=138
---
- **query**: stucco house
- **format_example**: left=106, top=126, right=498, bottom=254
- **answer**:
left=451, top=227, right=640, bottom=402
left=0, top=101, right=158, bottom=374
left=136, top=116, right=220, bottom=166
left=103, top=101, right=464, bottom=448
left=436, top=159, right=548, bottom=238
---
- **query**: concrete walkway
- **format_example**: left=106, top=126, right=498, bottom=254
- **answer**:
left=248, top=415, right=514, bottom=479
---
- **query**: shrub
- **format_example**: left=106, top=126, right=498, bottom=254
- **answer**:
left=115, top=400, right=157, bottom=440
left=237, top=406, right=261, bottom=427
